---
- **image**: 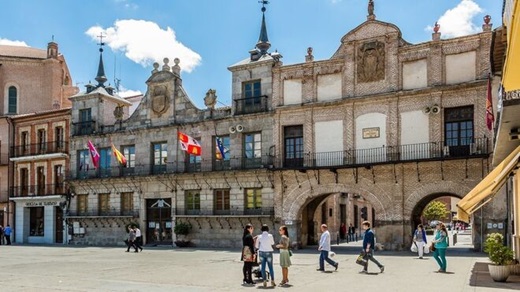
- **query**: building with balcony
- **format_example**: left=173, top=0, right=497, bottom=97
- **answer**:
left=9, top=108, right=70, bottom=244
left=67, top=2, right=498, bottom=249
left=0, top=41, right=78, bottom=231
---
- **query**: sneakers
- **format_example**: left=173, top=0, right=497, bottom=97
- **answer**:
left=335, top=263, right=339, bottom=271
left=380, top=266, right=385, bottom=273
left=359, top=270, right=368, bottom=274
left=316, top=268, right=324, bottom=271
left=263, top=281, right=267, bottom=288
left=271, top=280, right=276, bottom=287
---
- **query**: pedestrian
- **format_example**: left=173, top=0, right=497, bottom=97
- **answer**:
left=359, top=221, right=384, bottom=274
left=276, top=225, right=291, bottom=286
left=241, top=223, right=256, bottom=286
left=413, top=224, right=427, bottom=259
left=126, top=226, right=138, bottom=253
left=4, top=224, right=11, bottom=245
left=0, top=225, right=4, bottom=245
left=317, top=224, right=338, bottom=272
left=340, top=223, right=346, bottom=240
left=255, top=224, right=276, bottom=287
left=134, top=225, right=143, bottom=252
left=348, top=223, right=356, bottom=241
left=432, top=222, right=448, bottom=273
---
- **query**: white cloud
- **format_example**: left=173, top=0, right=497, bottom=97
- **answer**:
left=86, top=19, right=201, bottom=73
left=0, top=38, right=28, bottom=46
left=117, top=87, right=142, bottom=98
left=426, top=0, right=483, bottom=38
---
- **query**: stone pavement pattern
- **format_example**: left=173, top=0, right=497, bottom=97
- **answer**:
left=0, top=245, right=518, bottom=292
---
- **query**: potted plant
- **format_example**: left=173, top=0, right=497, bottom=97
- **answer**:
left=174, top=221, right=192, bottom=247
left=483, top=233, right=514, bottom=282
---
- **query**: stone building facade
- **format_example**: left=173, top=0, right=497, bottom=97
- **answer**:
left=65, top=3, right=501, bottom=250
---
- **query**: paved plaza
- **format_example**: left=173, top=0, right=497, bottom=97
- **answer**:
left=0, top=233, right=518, bottom=292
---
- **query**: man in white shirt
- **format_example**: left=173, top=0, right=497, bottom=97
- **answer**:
left=134, top=226, right=143, bottom=252
left=317, top=224, right=338, bottom=271
left=255, top=224, right=276, bottom=287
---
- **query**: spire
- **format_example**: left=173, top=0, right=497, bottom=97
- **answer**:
left=256, top=1, right=271, bottom=55
left=95, top=33, right=107, bottom=87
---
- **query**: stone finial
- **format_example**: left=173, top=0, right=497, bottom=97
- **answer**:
left=172, top=58, right=181, bottom=75
left=482, top=15, right=492, bottom=32
left=152, top=62, right=159, bottom=74
left=305, top=47, right=314, bottom=62
left=204, top=89, right=217, bottom=109
left=432, top=22, right=441, bottom=41
left=367, top=0, right=375, bottom=20
left=162, top=58, right=170, bottom=72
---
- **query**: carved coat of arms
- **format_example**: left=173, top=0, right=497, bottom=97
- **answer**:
left=357, top=40, right=385, bottom=83
left=151, top=85, right=169, bottom=114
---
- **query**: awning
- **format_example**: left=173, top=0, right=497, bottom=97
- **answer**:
left=457, top=145, right=520, bottom=222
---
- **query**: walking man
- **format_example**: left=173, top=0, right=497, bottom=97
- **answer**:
left=317, top=224, right=338, bottom=272
left=126, top=226, right=138, bottom=253
left=134, top=225, right=143, bottom=252
left=4, top=224, right=11, bottom=245
left=360, top=221, right=384, bottom=274
left=348, top=223, right=356, bottom=241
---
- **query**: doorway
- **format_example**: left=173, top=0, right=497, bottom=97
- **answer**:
left=146, top=198, right=172, bottom=245
left=55, top=207, right=63, bottom=243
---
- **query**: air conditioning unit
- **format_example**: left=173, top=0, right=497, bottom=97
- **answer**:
left=431, top=105, right=440, bottom=114
left=229, top=126, right=236, bottom=133
left=236, top=124, right=244, bottom=132
left=423, top=107, right=431, bottom=114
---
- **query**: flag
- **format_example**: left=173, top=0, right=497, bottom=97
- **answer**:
left=111, top=143, right=127, bottom=166
left=486, top=75, right=494, bottom=131
left=215, top=137, right=225, bottom=160
left=87, top=140, right=100, bottom=168
left=178, top=131, right=202, bottom=156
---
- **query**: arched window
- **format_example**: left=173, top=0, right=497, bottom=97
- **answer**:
left=8, top=86, right=17, bottom=114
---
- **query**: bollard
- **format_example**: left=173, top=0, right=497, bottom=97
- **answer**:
left=453, top=233, right=457, bottom=246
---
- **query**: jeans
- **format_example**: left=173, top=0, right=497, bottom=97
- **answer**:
left=433, top=248, right=447, bottom=271
left=319, top=250, right=337, bottom=270
left=259, top=251, right=274, bottom=281
left=363, top=250, right=383, bottom=271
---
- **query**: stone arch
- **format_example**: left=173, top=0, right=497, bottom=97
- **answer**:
left=404, top=180, right=471, bottom=217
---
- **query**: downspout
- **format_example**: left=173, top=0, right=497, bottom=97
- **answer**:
left=6, top=116, right=13, bottom=233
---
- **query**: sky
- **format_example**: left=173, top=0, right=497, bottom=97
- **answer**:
left=0, top=0, right=502, bottom=109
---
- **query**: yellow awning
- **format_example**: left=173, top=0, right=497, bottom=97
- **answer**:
left=457, top=145, right=520, bottom=222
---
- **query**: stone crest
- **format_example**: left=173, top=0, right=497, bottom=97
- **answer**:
left=113, top=105, right=124, bottom=120
left=357, top=40, right=385, bottom=83
left=204, top=89, right=217, bottom=109
left=151, top=84, right=169, bottom=115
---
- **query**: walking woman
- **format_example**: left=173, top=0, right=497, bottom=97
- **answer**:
left=413, top=224, right=427, bottom=259
left=241, top=224, right=256, bottom=285
left=255, top=224, right=276, bottom=287
left=276, top=225, right=291, bottom=286
left=432, top=222, right=449, bottom=272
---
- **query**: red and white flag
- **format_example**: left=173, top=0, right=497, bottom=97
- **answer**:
left=178, top=131, right=201, bottom=156
left=87, top=140, right=100, bottom=168
left=486, top=74, right=494, bottom=131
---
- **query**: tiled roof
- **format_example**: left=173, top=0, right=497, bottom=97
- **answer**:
left=0, top=45, right=47, bottom=59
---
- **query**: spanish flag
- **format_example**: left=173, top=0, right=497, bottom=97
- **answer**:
left=178, top=131, right=202, bottom=156
left=111, top=143, right=127, bottom=166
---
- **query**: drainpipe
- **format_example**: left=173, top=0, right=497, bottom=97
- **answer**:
left=6, top=116, right=13, bottom=235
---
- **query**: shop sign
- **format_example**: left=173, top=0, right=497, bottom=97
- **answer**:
left=24, top=201, right=58, bottom=207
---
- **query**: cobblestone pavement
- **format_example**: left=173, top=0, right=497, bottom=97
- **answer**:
left=0, top=240, right=518, bottom=292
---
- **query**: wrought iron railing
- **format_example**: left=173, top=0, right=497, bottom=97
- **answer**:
left=175, top=207, right=274, bottom=216
left=234, top=95, right=269, bottom=115
left=11, top=141, right=68, bottom=158
left=10, top=183, right=66, bottom=197
left=72, top=121, right=96, bottom=136
left=67, top=209, right=139, bottom=217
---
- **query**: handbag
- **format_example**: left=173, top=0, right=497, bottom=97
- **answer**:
left=289, top=249, right=293, bottom=257
left=423, top=244, right=430, bottom=254
left=410, top=242, right=418, bottom=253
left=429, top=243, right=436, bottom=252
left=242, top=246, right=254, bottom=262
left=355, top=252, right=368, bottom=266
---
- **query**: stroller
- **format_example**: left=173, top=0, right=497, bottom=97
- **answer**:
left=251, top=251, right=270, bottom=281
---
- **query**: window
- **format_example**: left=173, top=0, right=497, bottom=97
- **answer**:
left=30, top=207, right=44, bottom=236
left=55, top=126, right=64, bottom=149
left=122, top=145, right=135, bottom=168
left=284, top=125, right=303, bottom=167
left=243, top=80, right=261, bottom=105
left=78, top=108, right=92, bottom=135
left=152, top=142, right=167, bottom=173
left=214, top=136, right=230, bottom=170
left=187, top=137, right=201, bottom=172
left=121, top=192, right=134, bottom=215
left=77, top=194, right=88, bottom=215
left=21, top=131, right=29, bottom=154
left=8, top=86, right=17, bottom=114
left=54, top=165, right=64, bottom=194
left=38, top=129, right=46, bottom=153
left=20, top=168, right=29, bottom=196
left=98, top=193, right=110, bottom=216
left=444, top=106, right=474, bottom=157
left=185, top=190, right=201, bottom=215
left=36, top=166, right=45, bottom=195
left=99, top=148, right=111, bottom=177
left=245, top=188, right=262, bottom=214
left=244, top=133, right=262, bottom=168
left=214, top=189, right=230, bottom=215
left=78, top=149, right=92, bottom=178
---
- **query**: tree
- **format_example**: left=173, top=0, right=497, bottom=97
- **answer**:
left=422, top=200, right=450, bottom=221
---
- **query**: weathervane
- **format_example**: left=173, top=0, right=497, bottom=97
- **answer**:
left=259, top=0, right=269, bottom=12
left=97, top=32, right=105, bottom=52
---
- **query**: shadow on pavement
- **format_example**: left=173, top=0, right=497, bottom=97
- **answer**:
left=469, top=262, right=520, bottom=290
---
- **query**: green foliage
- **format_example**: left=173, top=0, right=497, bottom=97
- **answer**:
left=174, top=221, right=191, bottom=236
left=422, top=201, right=450, bottom=221
left=484, top=233, right=514, bottom=265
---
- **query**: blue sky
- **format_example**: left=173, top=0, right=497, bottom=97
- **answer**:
left=0, top=0, right=502, bottom=108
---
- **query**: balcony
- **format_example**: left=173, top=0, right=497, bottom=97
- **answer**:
left=10, top=183, right=67, bottom=198
left=175, top=207, right=274, bottom=216
left=67, top=209, right=139, bottom=217
left=72, top=121, right=96, bottom=136
left=234, top=95, right=269, bottom=115
left=11, top=141, right=68, bottom=158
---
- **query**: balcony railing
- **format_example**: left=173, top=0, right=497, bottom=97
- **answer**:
left=234, top=95, right=269, bottom=115
left=175, top=207, right=274, bottom=216
left=11, top=141, right=69, bottom=158
left=72, top=121, right=96, bottom=136
left=67, top=209, right=139, bottom=217
left=10, top=183, right=66, bottom=198
left=67, top=138, right=490, bottom=180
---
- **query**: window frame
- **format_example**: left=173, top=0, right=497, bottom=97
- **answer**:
left=185, top=190, right=201, bottom=215
left=213, top=189, right=230, bottom=215
left=8, top=86, right=17, bottom=114
left=244, top=188, right=262, bottom=215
